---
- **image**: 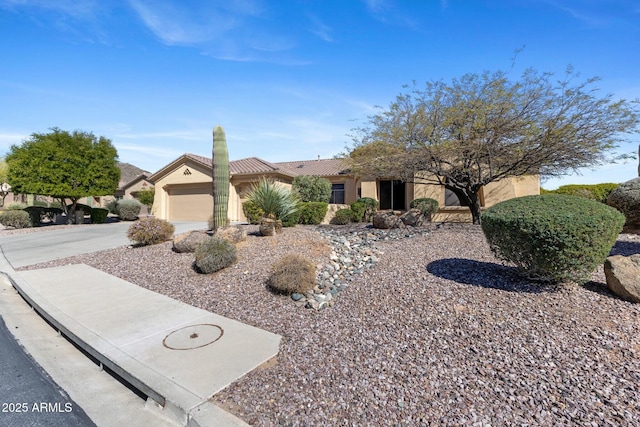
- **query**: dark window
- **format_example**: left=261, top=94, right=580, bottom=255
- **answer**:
left=330, top=183, right=345, bottom=204
left=379, top=180, right=406, bottom=210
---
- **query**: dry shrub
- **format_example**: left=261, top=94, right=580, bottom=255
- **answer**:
left=268, top=254, right=316, bottom=295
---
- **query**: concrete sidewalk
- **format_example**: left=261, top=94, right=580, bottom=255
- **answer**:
left=0, top=237, right=281, bottom=427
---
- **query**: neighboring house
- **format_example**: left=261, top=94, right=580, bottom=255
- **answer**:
left=101, top=162, right=153, bottom=208
left=149, top=153, right=540, bottom=223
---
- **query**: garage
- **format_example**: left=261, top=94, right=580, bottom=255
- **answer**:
left=167, top=184, right=213, bottom=221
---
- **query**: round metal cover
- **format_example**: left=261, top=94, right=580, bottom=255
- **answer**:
left=162, top=324, right=224, bottom=350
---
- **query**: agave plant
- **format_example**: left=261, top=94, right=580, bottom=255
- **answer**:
left=245, top=178, right=299, bottom=235
left=245, top=178, right=299, bottom=219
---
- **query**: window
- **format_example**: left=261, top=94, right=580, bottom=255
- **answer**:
left=379, top=180, right=406, bottom=210
left=330, top=183, right=345, bottom=204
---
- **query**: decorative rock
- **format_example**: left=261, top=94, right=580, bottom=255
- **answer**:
left=291, top=293, right=305, bottom=301
left=214, top=225, right=247, bottom=244
left=399, top=208, right=425, bottom=227
left=172, top=230, right=209, bottom=253
left=604, top=255, right=640, bottom=303
left=372, top=211, right=403, bottom=229
left=607, top=177, right=640, bottom=228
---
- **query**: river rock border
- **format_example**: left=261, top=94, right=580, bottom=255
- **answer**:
left=291, top=224, right=433, bottom=309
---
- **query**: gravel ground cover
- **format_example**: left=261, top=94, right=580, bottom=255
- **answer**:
left=11, top=223, right=640, bottom=426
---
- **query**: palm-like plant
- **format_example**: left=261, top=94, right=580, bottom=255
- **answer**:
left=245, top=178, right=300, bottom=235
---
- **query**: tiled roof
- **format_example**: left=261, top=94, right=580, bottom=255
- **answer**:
left=274, top=158, right=351, bottom=176
left=183, top=153, right=351, bottom=177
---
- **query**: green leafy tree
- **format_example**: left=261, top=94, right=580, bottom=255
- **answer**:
left=138, top=187, right=155, bottom=209
left=292, top=175, right=332, bottom=203
left=6, top=128, right=120, bottom=223
left=348, top=68, right=639, bottom=224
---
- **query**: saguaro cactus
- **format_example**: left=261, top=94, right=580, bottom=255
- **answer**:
left=212, top=125, right=229, bottom=231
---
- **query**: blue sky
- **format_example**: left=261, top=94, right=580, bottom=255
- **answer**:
left=1, top=0, right=638, bottom=189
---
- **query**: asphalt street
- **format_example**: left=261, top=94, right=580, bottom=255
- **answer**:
left=0, top=315, right=96, bottom=427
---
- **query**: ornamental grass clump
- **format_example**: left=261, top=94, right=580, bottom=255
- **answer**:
left=268, top=254, right=316, bottom=295
left=127, top=217, right=175, bottom=246
left=194, top=236, right=237, bottom=274
left=481, top=194, right=624, bottom=284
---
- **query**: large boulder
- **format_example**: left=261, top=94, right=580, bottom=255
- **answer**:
left=373, top=211, right=402, bottom=229
left=607, top=178, right=640, bottom=228
left=214, top=225, right=247, bottom=244
left=604, top=255, right=640, bottom=303
left=399, top=208, right=425, bottom=227
left=172, top=230, right=210, bottom=253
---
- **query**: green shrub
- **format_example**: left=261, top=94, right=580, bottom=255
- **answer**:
left=410, top=198, right=439, bottom=218
left=298, top=202, right=328, bottom=225
left=242, top=200, right=264, bottom=224
left=281, top=209, right=301, bottom=227
left=91, top=207, right=109, bottom=224
left=49, top=200, right=63, bottom=209
left=543, top=183, right=619, bottom=204
left=126, top=217, right=175, bottom=246
left=0, top=210, right=31, bottom=228
left=138, top=187, right=155, bottom=207
left=332, top=208, right=354, bottom=225
left=115, top=199, right=142, bottom=221
left=356, top=197, right=378, bottom=222
left=268, top=254, right=316, bottom=295
left=31, top=200, right=48, bottom=207
left=6, top=202, right=27, bottom=210
left=292, top=175, right=332, bottom=203
left=106, top=199, right=118, bottom=214
left=194, top=236, right=237, bottom=274
left=350, top=201, right=366, bottom=222
left=481, top=194, right=624, bottom=284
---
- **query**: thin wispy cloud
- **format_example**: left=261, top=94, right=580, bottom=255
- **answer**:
left=307, top=14, right=334, bottom=42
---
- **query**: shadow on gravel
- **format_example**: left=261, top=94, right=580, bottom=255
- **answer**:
left=426, top=258, right=556, bottom=294
left=609, top=240, right=640, bottom=256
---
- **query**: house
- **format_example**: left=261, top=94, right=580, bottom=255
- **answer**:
left=100, top=162, right=154, bottom=209
left=149, top=153, right=540, bottom=223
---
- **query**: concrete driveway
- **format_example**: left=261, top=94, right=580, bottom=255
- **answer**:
left=0, top=221, right=207, bottom=268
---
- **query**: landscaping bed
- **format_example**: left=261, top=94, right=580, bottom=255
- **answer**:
left=17, top=224, right=640, bottom=426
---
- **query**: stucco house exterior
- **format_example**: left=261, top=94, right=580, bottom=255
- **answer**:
left=149, top=153, right=540, bottom=223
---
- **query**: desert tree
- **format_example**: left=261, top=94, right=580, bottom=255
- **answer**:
left=6, top=127, right=120, bottom=222
left=347, top=67, right=639, bottom=224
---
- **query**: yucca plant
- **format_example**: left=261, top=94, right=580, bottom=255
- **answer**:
left=245, top=178, right=300, bottom=235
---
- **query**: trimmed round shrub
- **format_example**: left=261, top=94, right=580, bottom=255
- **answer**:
left=268, top=254, right=316, bottom=295
left=49, top=200, right=63, bottom=209
left=115, top=199, right=142, bottom=221
left=292, top=175, right=332, bottom=203
left=126, top=217, right=175, bottom=246
left=31, top=200, right=48, bottom=207
left=410, top=198, right=439, bottom=218
left=298, top=202, right=328, bottom=225
left=91, top=207, right=109, bottom=224
left=356, top=197, right=378, bottom=222
left=194, top=236, right=237, bottom=274
left=242, top=200, right=264, bottom=224
left=105, top=199, right=118, bottom=214
left=607, top=177, right=640, bottom=228
left=332, top=208, right=354, bottom=225
left=0, top=210, right=31, bottom=228
left=481, top=194, right=625, bottom=284
left=350, top=201, right=366, bottom=222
